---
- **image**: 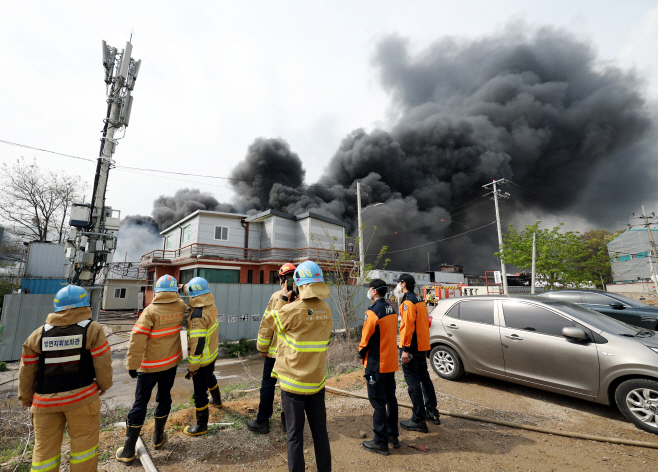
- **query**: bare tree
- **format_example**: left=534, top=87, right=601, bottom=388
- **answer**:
left=314, top=224, right=389, bottom=340
left=0, top=158, right=83, bottom=242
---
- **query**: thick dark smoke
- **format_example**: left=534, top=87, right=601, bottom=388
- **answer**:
left=152, top=188, right=236, bottom=230
left=126, top=27, right=657, bottom=271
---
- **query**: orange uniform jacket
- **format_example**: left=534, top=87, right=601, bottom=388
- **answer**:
left=399, top=292, right=431, bottom=353
left=359, top=298, right=399, bottom=374
left=126, top=291, right=186, bottom=373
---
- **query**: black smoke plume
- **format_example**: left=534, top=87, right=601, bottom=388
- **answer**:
left=122, top=27, right=656, bottom=271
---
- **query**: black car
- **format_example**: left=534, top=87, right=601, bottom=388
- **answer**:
left=537, top=289, right=658, bottom=331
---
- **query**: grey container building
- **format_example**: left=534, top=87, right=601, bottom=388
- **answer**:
left=607, top=228, right=658, bottom=283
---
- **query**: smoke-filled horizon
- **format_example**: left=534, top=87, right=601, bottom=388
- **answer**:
left=118, top=27, right=657, bottom=272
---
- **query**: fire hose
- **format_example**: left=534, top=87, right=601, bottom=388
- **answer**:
left=323, top=386, right=658, bottom=450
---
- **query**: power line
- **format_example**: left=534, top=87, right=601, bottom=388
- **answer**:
left=366, top=221, right=497, bottom=255
left=0, top=139, right=96, bottom=163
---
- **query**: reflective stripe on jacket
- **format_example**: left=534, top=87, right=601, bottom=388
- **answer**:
left=257, top=289, right=285, bottom=358
left=126, top=291, right=185, bottom=373
left=18, top=306, right=113, bottom=414
left=262, top=282, right=333, bottom=395
left=399, top=292, right=431, bottom=353
left=185, top=292, right=220, bottom=371
left=359, top=298, right=399, bottom=374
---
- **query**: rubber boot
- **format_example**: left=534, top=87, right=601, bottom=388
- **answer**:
left=208, top=384, right=222, bottom=407
left=115, top=422, right=142, bottom=463
left=153, top=414, right=168, bottom=450
left=184, top=406, right=209, bottom=436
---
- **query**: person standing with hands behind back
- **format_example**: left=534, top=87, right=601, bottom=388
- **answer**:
left=358, top=279, right=399, bottom=455
left=261, top=261, right=333, bottom=472
left=395, top=274, right=440, bottom=433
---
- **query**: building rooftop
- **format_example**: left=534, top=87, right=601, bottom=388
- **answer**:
left=160, top=210, right=248, bottom=234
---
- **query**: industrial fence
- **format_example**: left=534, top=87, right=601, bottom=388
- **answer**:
left=1, top=283, right=366, bottom=362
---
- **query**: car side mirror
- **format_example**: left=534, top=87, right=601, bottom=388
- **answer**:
left=609, top=302, right=624, bottom=309
left=562, top=327, right=588, bottom=340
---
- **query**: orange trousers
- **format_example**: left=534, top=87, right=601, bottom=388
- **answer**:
left=30, top=397, right=101, bottom=472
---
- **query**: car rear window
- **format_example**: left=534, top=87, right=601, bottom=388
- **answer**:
left=542, top=291, right=583, bottom=304
left=457, top=300, right=495, bottom=325
left=502, top=301, right=574, bottom=336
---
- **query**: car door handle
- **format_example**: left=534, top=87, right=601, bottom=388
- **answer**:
left=446, top=324, right=459, bottom=329
left=505, top=334, right=523, bottom=340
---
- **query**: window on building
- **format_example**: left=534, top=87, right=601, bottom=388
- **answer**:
left=147, top=271, right=154, bottom=287
left=114, top=288, right=126, bottom=299
left=215, top=226, right=229, bottom=241
left=165, top=235, right=173, bottom=249
left=179, top=269, right=195, bottom=286
left=619, top=255, right=631, bottom=261
left=502, top=302, right=574, bottom=336
left=247, top=270, right=253, bottom=284
left=182, top=225, right=191, bottom=243
left=638, top=251, right=649, bottom=259
left=198, top=268, right=239, bottom=283
left=270, top=271, right=278, bottom=284
left=260, top=270, right=264, bottom=284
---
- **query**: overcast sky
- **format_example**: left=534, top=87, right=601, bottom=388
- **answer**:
left=1, top=1, right=657, bottom=220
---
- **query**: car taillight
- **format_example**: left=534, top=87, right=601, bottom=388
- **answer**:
left=428, top=315, right=433, bottom=327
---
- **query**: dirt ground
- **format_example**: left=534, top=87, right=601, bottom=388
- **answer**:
left=87, top=367, right=658, bottom=472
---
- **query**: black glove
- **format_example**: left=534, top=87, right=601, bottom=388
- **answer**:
left=129, top=370, right=138, bottom=379
left=185, top=370, right=197, bottom=380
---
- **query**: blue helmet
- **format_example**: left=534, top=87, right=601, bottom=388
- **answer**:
left=54, top=285, right=90, bottom=312
left=187, top=277, right=211, bottom=297
left=155, top=274, right=178, bottom=292
left=293, top=261, right=324, bottom=286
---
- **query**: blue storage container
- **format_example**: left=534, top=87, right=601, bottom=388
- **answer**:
left=20, top=278, right=68, bottom=295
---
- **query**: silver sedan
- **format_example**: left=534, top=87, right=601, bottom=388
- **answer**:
left=428, top=295, right=658, bottom=435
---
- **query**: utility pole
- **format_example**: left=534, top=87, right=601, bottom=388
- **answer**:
left=641, top=204, right=658, bottom=293
left=357, top=181, right=364, bottom=280
left=531, top=231, right=537, bottom=295
left=483, top=179, right=510, bottom=295
left=64, top=39, right=141, bottom=317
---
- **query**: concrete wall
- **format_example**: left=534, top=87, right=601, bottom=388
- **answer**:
left=606, top=282, right=658, bottom=301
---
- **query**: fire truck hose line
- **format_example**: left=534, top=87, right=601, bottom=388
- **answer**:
left=113, top=423, right=158, bottom=472
left=322, top=386, right=658, bottom=450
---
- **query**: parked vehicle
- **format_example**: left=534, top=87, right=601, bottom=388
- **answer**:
left=538, top=290, right=658, bottom=331
left=428, top=296, right=658, bottom=434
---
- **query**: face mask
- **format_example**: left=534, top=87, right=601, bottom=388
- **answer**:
left=393, top=283, right=404, bottom=298
left=367, top=289, right=374, bottom=301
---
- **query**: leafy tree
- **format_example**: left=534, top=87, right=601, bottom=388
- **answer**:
left=580, top=229, right=623, bottom=289
left=496, top=222, right=591, bottom=290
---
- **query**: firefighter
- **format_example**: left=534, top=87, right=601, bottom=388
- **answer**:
left=358, top=279, right=399, bottom=456
left=395, top=273, right=441, bottom=433
left=18, top=285, right=113, bottom=472
left=261, top=260, right=332, bottom=472
left=247, top=262, right=296, bottom=434
left=116, top=274, right=186, bottom=462
left=182, top=277, right=222, bottom=436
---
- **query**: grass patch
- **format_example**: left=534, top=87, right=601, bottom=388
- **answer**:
left=219, top=337, right=258, bottom=358
left=221, top=410, right=249, bottom=430
left=0, top=362, right=8, bottom=372
left=99, top=450, right=112, bottom=462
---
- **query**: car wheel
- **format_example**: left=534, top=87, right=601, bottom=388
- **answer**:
left=430, top=345, right=464, bottom=380
left=614, top=378, right=658, bottom=435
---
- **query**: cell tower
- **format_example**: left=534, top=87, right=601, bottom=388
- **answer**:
left=64, top=40, right=141, bottom=313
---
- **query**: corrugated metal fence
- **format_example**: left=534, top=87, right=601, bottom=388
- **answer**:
left=1, top=284, right=366, bottom=361
left=1, top=295, right=59, bottom=362
left=204, top=283, right=367, bottom=341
